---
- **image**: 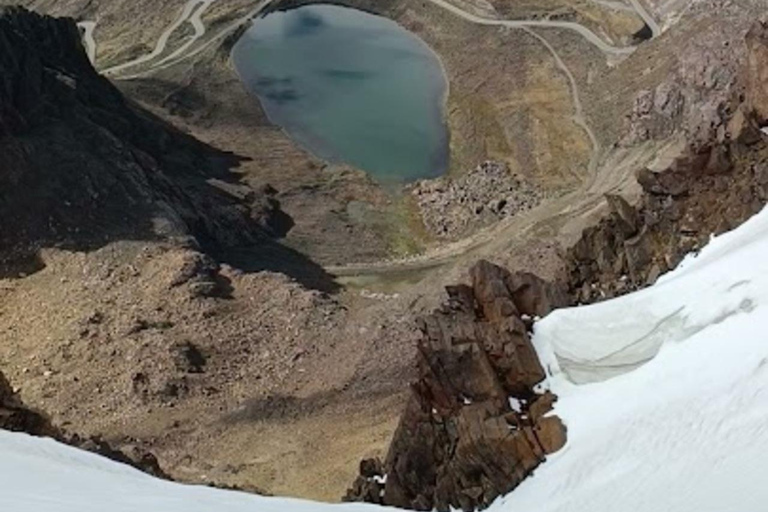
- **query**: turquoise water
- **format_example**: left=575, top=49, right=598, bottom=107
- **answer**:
left=232, top=4, right=449, bottom=182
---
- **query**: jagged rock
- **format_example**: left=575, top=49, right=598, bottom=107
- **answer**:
left=624, top=226, right=652, bottom=283
left=346, top=261, right=569, bottom=511
left=70, top=435, right=168, bottom=479
left=567, top=132, right=766, bottom=303
left=606, top=194, right=639, bottom=237
left=636, top=165, right=691, bottom=197
left=504, top=271, right=570, bottom=319
left=345, top=458, right=387, bottom=505
left=528, top=391, right=557, bottom=421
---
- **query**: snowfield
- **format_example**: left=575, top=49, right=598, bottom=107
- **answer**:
left=0, top=429, right=384, bottom=512
left=3, top=207, right=768, bottom=511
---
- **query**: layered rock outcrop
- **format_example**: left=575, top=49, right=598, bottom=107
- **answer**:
left=346, top=261, right=569, bottom=511
left=0, top=7, right=285, bottom=274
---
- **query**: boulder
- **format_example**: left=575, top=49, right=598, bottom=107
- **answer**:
left=636, top=167, right=691, bottom=197
left=504, top=271, right=570, bottom=318
left=528, top=391, right=558, bottom=421
left=534, top=416, right=568, bottom=455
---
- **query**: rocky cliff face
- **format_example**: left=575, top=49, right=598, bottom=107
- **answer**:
left=346, top=261, right=569, bottom=511
left=568, top=139, right=768, bottom=302
left=0, top=7, right=284, bottom=275
left=569, top=17, right=768, bottom=303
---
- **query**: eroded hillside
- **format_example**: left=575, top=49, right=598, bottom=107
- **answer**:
left=0, top=0, right=766, bottom=503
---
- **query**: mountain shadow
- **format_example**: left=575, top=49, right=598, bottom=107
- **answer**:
left=0, top=7, right=338, bottom=292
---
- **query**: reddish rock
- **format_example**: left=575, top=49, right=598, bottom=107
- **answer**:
left=535, top=416, right=568, bottom=455
left=528, top=391, right=557, bottom=421
left=346, top=261, right=568, bottom=511
left=504, top=271, right=570, bottom=319
left=568, top=134, right=765, bottom=303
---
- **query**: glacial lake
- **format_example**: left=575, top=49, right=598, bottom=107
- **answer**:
left=232, top=4, right=449, bottom=183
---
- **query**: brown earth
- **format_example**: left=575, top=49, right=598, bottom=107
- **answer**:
left=0, top=0, right=767, bottom=505
left=1, top=367, right=169, bottom=479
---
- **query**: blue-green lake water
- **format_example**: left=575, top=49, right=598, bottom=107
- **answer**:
left=232, top=4, right=449, bottom=183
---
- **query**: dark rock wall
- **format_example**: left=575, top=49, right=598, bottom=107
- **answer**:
left=0, top=7, right=281, bottom=272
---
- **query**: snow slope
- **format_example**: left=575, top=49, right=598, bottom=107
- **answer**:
left=3, top=208, right=768, bottom=511
left=0, top=429, right=384, bottom=512
left=505, top=205, right=768, bottom=512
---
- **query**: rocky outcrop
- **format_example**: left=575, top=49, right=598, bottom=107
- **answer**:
left=623, top=12, right=757, bottom=150
left=591, top=16, right=768, bottom=303
left=568, top=136, right=767, bottom=303
left=411, top=161, right=544, bottom=240
left=0, top=7, right=284, bottom=275
left=346, top=261, right=569, bottom=511
left=352, top=23, right=768, bottom=508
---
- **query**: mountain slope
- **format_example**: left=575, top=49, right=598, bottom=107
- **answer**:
left=3, top=209, right=768, bottom=512
left=0, top=6, right=284, bottom=274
